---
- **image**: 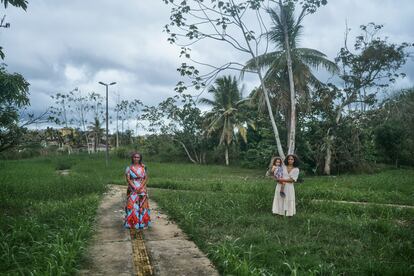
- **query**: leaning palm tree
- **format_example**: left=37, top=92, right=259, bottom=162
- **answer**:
left=244, top=2, right=338, bottom=154
left=200, top=76, right=254, bottom=166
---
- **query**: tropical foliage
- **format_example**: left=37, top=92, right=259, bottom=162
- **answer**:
left=200, top=76, right=254, bottom=165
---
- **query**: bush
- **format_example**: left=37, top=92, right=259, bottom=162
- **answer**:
left=55, top=160, right=72, bottom=170
left=114, top=147, right=131, bottom=160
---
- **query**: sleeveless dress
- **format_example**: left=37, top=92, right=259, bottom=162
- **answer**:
left=272, top=165, right=299, bottom=216
left=124, top=164, right=151, bottom=229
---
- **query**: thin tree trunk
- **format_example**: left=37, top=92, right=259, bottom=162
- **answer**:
left=233, top=8, right=285, bottom=159
left=225, top=145, right=229, bottom=166
left=193, top=149, right=200, bottom=163
left=258, top=72, right=286, bottom=159
left=85, top=134, right=92, bottom=154
left=176, top=139, right=197, bottom=164
left=324, top=134, right=334, bottom=175
left=282, top=4, right=297, bottom=155
left=324, top=110, right=342, bottom=175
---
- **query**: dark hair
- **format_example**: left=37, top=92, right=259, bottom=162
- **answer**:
left=271, top=156, right=283, bottom=167
left=130, top=152, right=143, bottom=165
left=284, top=154, right=299, bottom=167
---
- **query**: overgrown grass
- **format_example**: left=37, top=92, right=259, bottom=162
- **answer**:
left=148, top=165, right=414, bottom=275
left=0, top=154, right=127, bottom=275
left=1, top=156, right=413, bottom=275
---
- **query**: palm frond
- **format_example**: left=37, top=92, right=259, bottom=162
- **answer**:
left=198, top=98, right=216, bottom=106
left=296, top=48, right=339, bottom=74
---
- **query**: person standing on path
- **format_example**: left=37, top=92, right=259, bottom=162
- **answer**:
left=124, top=152, right=151, bottom=230
left=272, top=154, right=300, bottom=217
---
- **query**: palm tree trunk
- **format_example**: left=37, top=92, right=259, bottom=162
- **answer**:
left=280, top=1, right=297, bottom=155
left=225, top=145, right=229, bottom=166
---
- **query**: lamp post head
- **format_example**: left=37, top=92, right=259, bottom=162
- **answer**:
left=99, top=81, right=116, bottom=86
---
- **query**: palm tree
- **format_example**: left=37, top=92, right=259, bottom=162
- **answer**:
left=245, top=2, right=338, bottom=154
left=200, top=76, right=254, bottom=166
left=88, top=117, right=104, bottom=152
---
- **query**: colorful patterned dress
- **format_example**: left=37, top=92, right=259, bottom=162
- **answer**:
left=124, top=164, right=151, bottom=229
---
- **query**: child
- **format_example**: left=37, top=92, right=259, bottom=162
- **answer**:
left=271, top=157, right=286, bottom=198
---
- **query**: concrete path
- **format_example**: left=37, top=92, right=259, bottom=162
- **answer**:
left=144, top=197, right=219, bottom=276
left=79, top=185, right=135, bottom=275
left=79, top=185, right=219, bottom=276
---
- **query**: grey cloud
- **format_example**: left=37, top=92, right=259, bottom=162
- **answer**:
left=0, top=0, right=412, bottom=122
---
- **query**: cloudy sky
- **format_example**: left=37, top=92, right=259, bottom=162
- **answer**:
left=1, top=0, right=413, bottom=132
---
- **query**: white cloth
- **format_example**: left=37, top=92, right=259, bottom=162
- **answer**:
left=272, top=165, right=299, bottom=216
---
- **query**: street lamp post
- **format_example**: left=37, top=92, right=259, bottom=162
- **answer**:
left=98, top=81, right=116, bottom=167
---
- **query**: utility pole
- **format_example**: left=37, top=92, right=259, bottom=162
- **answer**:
left=98, top=81, right=116, bottom=167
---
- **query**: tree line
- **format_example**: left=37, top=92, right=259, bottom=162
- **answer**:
left=1, top=0, right=413, bottom=174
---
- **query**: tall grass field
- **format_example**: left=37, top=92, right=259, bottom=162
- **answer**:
left=1, top=154, right=413, bottom=275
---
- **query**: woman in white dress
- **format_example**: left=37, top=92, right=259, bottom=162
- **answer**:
left=272, top=154, right=300, bottom=217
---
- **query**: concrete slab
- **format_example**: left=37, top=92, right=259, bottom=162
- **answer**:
left=144, top=199, right=219, bottom=276
left=79, top=185, right=219, bottom=276
left=79, top=185, right=135, bottom=276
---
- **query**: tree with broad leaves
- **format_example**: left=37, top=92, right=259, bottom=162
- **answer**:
left=372, top=88, right=414, bottom=167
left=162, top=0, right=328, bottom=159
left=1, top=0, right=27, bottom=9
left=200, top=75, right=254, bottom=165
left=141, top=94, right=207, bottom=164
left=0, top=65, right=29, bottom=152
left=0, top=0, right=28, bottom=59
left=312, top=23, right=412, bottom=175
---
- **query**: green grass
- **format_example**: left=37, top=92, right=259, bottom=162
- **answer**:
left=0, top=154, right=127, bottom=275
left=148, top=165, right=414, bottom=275
left=1, top=156, right=413, bottom=275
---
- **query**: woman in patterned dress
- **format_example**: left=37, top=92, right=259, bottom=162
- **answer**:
left=124, top=152, right=151, bottom=230
left=272, top=154, right=300, bottom=217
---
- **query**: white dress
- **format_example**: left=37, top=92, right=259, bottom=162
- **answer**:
left=272, top=165, right=299, bottom=216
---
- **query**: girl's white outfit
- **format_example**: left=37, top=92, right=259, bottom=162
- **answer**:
left=272, top=165, right=299, bottom=216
